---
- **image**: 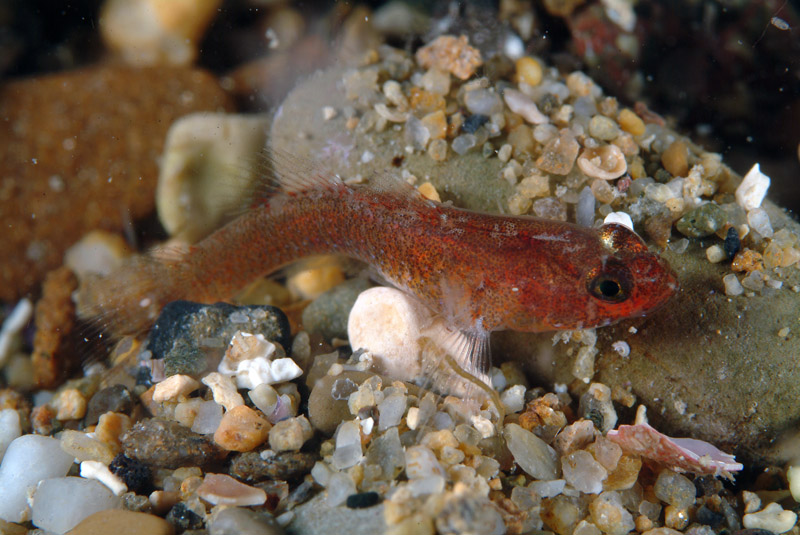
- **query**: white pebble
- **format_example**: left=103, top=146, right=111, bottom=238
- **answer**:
left=503, top=88, right=549, bottom=124
left=234, top=357, right=302, bottom=390
left=152, top=374, right=200, bottom=402
left=0, top=409, right=22, bottom=462
left=332, top=420, right=362, bottom=470
left=32, top=476, right=121, bottom=534
left=326, top=472, right=356, bottom=507
left=603, top=211, right=634, bottom=231
left=736, top=163, right=771, bottom=212
left=787, top=464, right=800, bottom=502
left=201, top=372, right=244, bottom=411
left=322, top=106, right=337, bottom=120
left=706, top=245, right=727, bottom=263
left=0, top=298, right=33, bottom=367
left=500, top=384, right=526, bottom=414
left=80, top=460, right=127, bottom=496
left=0, top=435, right=74, bottom=523
left=190, top=400, right=223, bottom=435
left=747, top=208, right=774, bottom=238
left=743, top=502, right=797, bottom=534
left=405, top=445, right=445, bottom=479
left=562, top=450, right=607, bottom=494
left=471, top=414, right=495, bottom=438
left=503, top=423, right=559, bottom=480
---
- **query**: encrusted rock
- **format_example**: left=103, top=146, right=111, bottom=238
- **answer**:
left=121, top=418, right=226, bottom=468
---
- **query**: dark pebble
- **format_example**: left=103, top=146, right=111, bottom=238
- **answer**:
left=346, top=491, right=381, bottom=509
left=148, top=301, right=290, bottom=377
left=301, top=278, right=371, bottom=341
left=121, top=491, right=152, bottom=513
left=696, top=505, right=725, bottom=528
left=167, top=502, right=205, bottom=531
left=730, top=531, right=777, bottom=535
left=653, top=167, right=673, bottom=184
left=121, top=418, right=227, bottom=469
left=724, top=226, right=742, bottom=259
left=84, top=385, right=133, bottom=426
left=694, top=475, right=723, bottom=496
left=109, top=453, right=152, bottom=494
left=229, top=451, right=317, bottom=482
left=537, top=93, right=559, bottom=115
left=462, top=114, right=488, bottom=134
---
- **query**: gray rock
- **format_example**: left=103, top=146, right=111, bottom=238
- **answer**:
left=209, top=508, right=283, bottom=535
left=286, top=493, right=385, bottom=535
left=301, top=278, right=371, bottom=341
left=121, top=419, right=226, bottom=469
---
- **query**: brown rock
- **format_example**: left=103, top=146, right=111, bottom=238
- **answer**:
left=122, top=418, right=226, bottom=469
left=661, top=140, right=689, bottom=177
left=31, top=266, right=78, bottom=388
left=0, top=65, right=233, bottom=301
left=67, top=509, right=174, bottom=535
left=229, top=450, right=317, bottom=482
left=214, top=405, right=271, bottom=452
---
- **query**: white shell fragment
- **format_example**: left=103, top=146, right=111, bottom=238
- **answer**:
left=152, top=374, right=200, bottom=403
left=0, top=298, right=33, bottom=367
left=603, top=211, right=634, bottom=231
left=736, top=163, right=771, bottom=212
left=743, top=502, right=797, bottom=534
left=503, top=89, right=549, bottom=124
left=577, top=145, right=627, bottom=180
left=80, top=460, right=127, bottom=496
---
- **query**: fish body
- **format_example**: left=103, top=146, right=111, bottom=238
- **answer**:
left=79, top=157, right=678, bottom=348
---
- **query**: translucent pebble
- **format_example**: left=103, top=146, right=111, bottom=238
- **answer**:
left=383, top=80, right=407, bottom=108
left=498, top=143, right=512, bottom=162
left=248, top=384, right=278, bottom=415
left=668, top=239, right=689, bottom=254
left=405, top=115, right=430, bottom=151
left=428, top=138, right=448, bottom=161
left=377, top=394, right=406, bottom=431
left=533, top=197, right=567, bottom=221
left=788, top=465, right=800, bottom=502
left=575, top=520, right=603, bottom=535
left=504, top=88, right=548, bottom=124
left=331, top=423, right=362, bottom=470
left=741, top=270, right=765, bottom=292
left=746, top=208, right=774, bottom=238
left=507, top=193, right=532, bottom=216
left=588, top=115, right=620, bottom=141
left=326, top=472, right=356, bottom=507
left=32, top=477, right=121, bottom=533
left=572, top=345, right=597, bottom=383
left=311, top=461, right=332, bottom=487
left=407, top=475, right=446, bottom=497
left=576, top=186, right=596, bottom=227
left=503, top=423, right=559, bottom=480
left=536, top=129, right=580, bottom=175
left=421, top=110, right=447, bottom=140
left=533, top=123, right=558, bottom=143
left=405, top=445, right=445, bottom=479
left=591, top=179, right=616, bottom=204
left=653, top=470, right=696, bottom=509
left=500, top=385, right=526, bottom=414
left=60, top=429, right=115, bottom=465
left=743, top=502, right=797, bottom=534
left=464, top=88, right=503, bottom=116
left=573, top=96, right=597, bottom=117
left=722, top=274, right=744, bottom=296
left=589, top=491, right=635, bottom=535
left=736, top=163, right=771, bottom=211
left=420, top=68, right=450, bottom=95
left=529, top=479, right=566, bottom=498
left=562, top=450, right=607, bottom=494
left=706, top=245, right=727, bottom=263
left=645, top=183, right=676, bottom=203
left=452, top=134, right=477, bottom=155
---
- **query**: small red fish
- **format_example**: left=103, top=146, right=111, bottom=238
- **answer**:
left=78, top=152, right=678, bottom=376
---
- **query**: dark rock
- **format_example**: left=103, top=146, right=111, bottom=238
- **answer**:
left=301, top=278, right=371, bottom=341
left=109, top=453, right=152, bottom=494
left=695, top=505, right=724, bottom=528
left=694, top=475, right=723, bottom=497
left=166, top=502, right=205, bottom=531
left=85, top=385, right=134, bottom=426
left=346, top=492, right=381, bottom=509
left=148, top=301, right=290, bottom=377
left=724, top=226, right=742, bottom=259
left=121, top=419, right=227, bottom=469
left=229, top=451, right=317, bottom=483
left=462, top=114, right=488, bottom=134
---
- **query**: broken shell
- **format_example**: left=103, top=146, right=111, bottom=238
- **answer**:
left=577, top=145, right=627, bottom=180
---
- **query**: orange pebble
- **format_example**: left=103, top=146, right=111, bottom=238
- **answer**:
left=214, top=405, right=271, bottom=452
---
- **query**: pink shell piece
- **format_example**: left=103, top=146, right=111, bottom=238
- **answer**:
left=197, top=473, right=267, bottom=506
left=606, top=422, right=743, bottom=475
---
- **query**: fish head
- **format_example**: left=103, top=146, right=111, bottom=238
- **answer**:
left=577, top=223, right=678, bottom=327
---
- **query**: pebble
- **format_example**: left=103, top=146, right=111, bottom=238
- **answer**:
left=269, top=416, right=313, bottom=452
left=516, top=56, right=543, bottom=86
left=435, top=494, right=505, bottom=535
left=723, top=274, right=744, bottom=296
left=789, top=464, right=800, bottom=502
left=287, top=261, right=346, bottom=300
left=203, top=373, right=245, bottom=411
left=197, top=473, right=266, bottom=506
left=214, top=405, right=271, bottom=452
left=32, top=476, right=121, bottom=534
left=653, top=469, right=696, bottom=510
left=67, top=509, right=175, bottom=535
left=589, top=491, right=635, bottom=535
left=503, top=88, right=548, bottom=124
left=503, top=423, right=559, bottom=480
left=302, top=278, right=371, bottom=341
left=165, top=502, right=204, bottom=531
left=0, top=435, right=72, bottom=522
left=676, top=204, right=728, bottom=238
left=148, top=301, right=290, bottom=377
left=100, top=0, right=221, bottom=66
left=743, top=502, right=797, bottom=533
left=153, top=374, right=200, bottom=403
left=415, top=35, right=482, bottom=80
left=85, top=385, right=134, bottom=426
left=122, top=419, right=225, bottom=469
left=0, top=409, right=21, bottom=461
left=536, top=129, right=580, bottom=175
left=562, top=450, right=607, bottom=494
left=661, top=140, right=690, bottom=177
left=332, top=420, right=363, bottom=470
left=157, top=113, right=271, bottom=242
left=588, top=115, right=621, bottom=140
left=0, top=66, right=232, bottom=301
left=208, top=507, right=285, bottom=535
left=746, top=208, right=774, bottom=238
left=736, top=163, right=771, bottom=212
left=60, top=429, right=116, bottom=465
left=31, top=267, right=78, bottom=388
left=64, top=230, right=132, bottom=280
left=229, top=451, right=316, bottom=483
left=617, top=109, right=645, bottom=136
left=706, top=245, right=727, bottom=263
left=190, top=400, right=224, bottom=435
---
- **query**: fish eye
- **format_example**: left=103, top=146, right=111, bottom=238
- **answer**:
left=587, top=265, right=631, bottom=303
